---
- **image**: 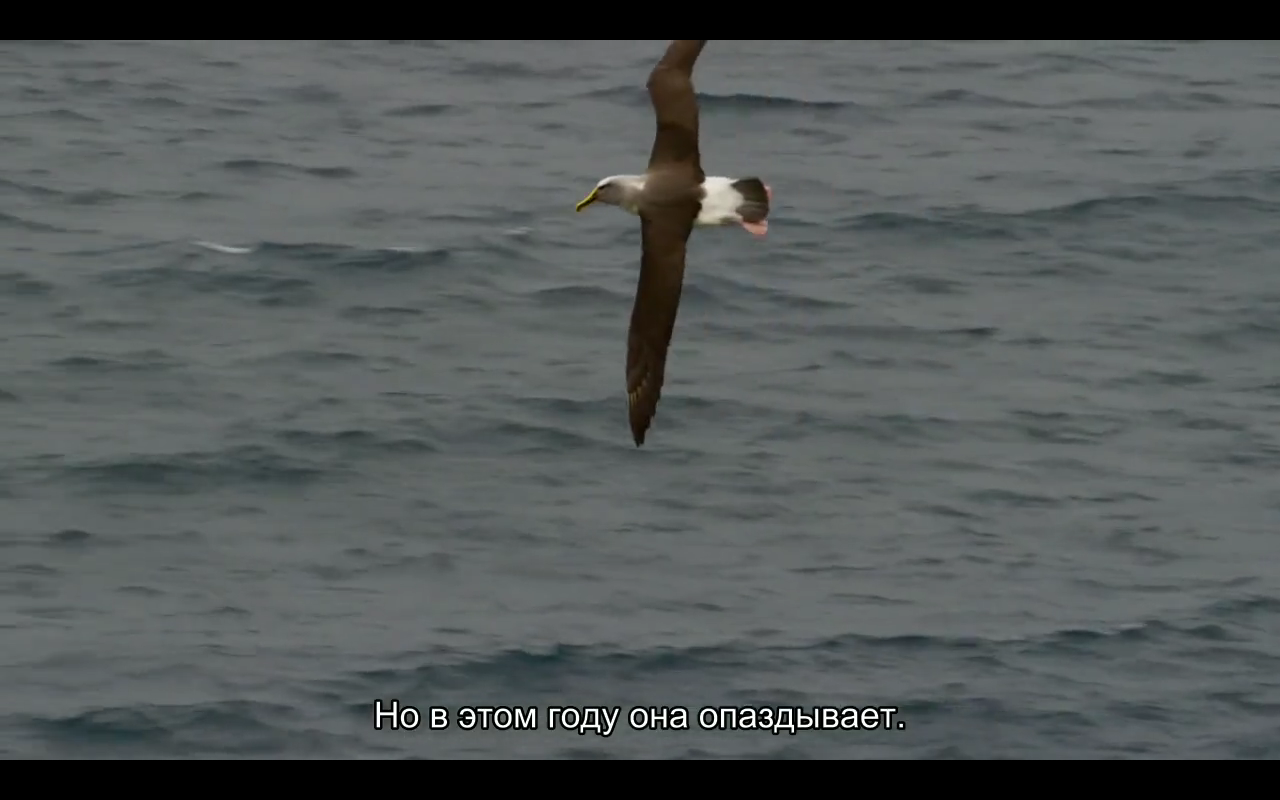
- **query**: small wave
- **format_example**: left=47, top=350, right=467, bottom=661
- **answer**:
left=193, top=240, right=254, bottom=255
left=64, top=188, right=128, bottom=206
left=52, top=445, right=333, bottom=495
left=451, top=61, right=579, bottom=81
left=1022, top=192, right=1280, bottom=225
left=278, top=83, right=342, bottom=104
left=480, top=419, right=611, bottom=454
left=49, top=350, right=181, bottom=373
left=694, top=274, right=855, bottom=312
left=192, top=240, right=449, bottom=261
left=121, top=242, right=454, bottom=296
left=881, top=274, right=966, bottom=296
left=837, top=210, right=1021, bottom=241
left=384, top=103, right=454, bottom=118
left=26, top=700, right=332, bottom=758
left=6, top=107, right=100, bottom=123
left=0, top=270, right=55, bottom=296
left=207, top=242, right=452, bottom=272
left=909, top=88, right=1039, bottom=110
left=341, top=305, right=422, bottom=322
left=526, top=284, right=628, bottom=306
left=218, top=159, right=356, bottom=180
left=0, top=211, right=68, bottom=234
left=1058, top=90, right=1233, bottom=111
left=696, top=92, right=854, bottom=112
left=274, top=428, right=437, bottom=456
left=580, top=86, right=861, bottom=114
left=0, top=177, right=61, bottom=199
left=99, top=265, right=315, bottom=309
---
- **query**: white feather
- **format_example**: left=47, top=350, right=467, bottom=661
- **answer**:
left=695, top=176, right=743, bottom=226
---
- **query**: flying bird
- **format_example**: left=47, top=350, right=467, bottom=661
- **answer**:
left=575, top=39, right=772, bottom=447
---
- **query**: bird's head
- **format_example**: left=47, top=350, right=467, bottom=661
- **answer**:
left=576, top=175, right=642, bottom=212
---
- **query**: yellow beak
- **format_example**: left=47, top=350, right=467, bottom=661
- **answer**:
left=575, top=188, right=598, bottom=212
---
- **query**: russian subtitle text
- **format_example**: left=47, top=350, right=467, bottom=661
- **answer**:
left=374, top=701, right=905, bottom=735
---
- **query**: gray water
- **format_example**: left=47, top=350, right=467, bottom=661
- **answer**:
left=2, top=39, right=1279, bottom=759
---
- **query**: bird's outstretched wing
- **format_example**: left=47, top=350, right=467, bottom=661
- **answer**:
left=646, top=39, right=707, bottom=181
left=627, top=207, right=697, bottom=446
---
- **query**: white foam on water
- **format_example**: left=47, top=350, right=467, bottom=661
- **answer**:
left=193, top=240, right=255, bottom=255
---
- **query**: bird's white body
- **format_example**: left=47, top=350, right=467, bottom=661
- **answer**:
left=693, top=176, right=746, bottom=226
left=593, top=174, right=749, bottom=226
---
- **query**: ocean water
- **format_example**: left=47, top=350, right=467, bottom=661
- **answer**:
left=2, top=39, right=1279, bottom=759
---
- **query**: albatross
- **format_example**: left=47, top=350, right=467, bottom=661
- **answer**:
left=575, top=39, right=772, bottom=447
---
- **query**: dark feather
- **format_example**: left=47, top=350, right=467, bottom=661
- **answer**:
left=627, top=207, right=697, bottom=446
left=646, top=39, right=707, bottom=181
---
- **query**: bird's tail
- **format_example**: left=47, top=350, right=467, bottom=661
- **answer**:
left=731, top=177, right=771, bottom=224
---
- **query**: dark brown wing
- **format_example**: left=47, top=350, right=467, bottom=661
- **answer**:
left=646, top=39, right=707, bottom=181
left=627, top=206, right=697, bottom=446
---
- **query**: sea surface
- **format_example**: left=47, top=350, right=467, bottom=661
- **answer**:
left=2, top=39, right=1279, bottom=759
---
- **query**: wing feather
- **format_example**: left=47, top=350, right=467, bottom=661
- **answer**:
left=627, top=208, right=697, bottom=446
left=646, top=39, right=707, bottom=180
